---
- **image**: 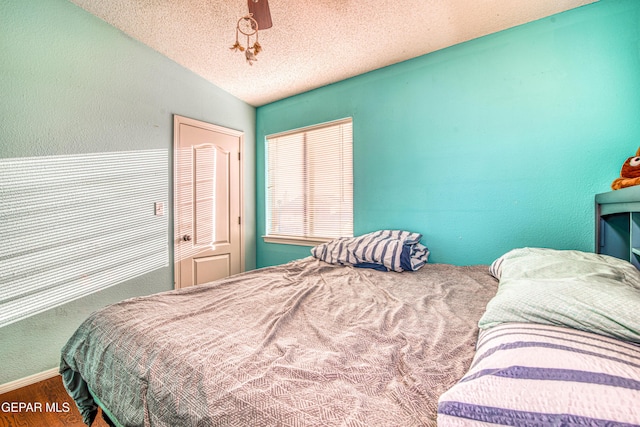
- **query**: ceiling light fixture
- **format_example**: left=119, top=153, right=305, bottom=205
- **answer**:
left=230, top=14, right=261, bottom=65
left=230, top=0, right=272, bottom=65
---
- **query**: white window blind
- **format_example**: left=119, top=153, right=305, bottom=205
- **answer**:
left=266, top=118, right=353, bottom=244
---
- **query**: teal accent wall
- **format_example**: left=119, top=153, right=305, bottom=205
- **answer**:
left=256, top=0, right=640, bottom=268
left=0, top=0, right=255, bottom=384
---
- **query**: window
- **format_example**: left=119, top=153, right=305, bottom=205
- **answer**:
left=265, top=118, right=353, bottom=246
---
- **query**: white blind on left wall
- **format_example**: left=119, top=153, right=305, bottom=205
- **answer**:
left=0, top=149, right=169, bottom=327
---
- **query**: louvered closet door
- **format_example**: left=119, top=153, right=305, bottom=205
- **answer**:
left=174, top=116, right=243, bottom=288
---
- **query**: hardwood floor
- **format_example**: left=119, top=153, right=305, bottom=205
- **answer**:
left=0, top=375, right=110, bottom=427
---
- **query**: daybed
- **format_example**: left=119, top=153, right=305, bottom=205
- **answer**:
left=60, top=232, right=640, bottom=426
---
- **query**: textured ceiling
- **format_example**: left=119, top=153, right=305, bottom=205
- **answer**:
left=69, top=0, right=597, bottom=107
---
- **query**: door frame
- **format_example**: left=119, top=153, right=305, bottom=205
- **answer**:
left=173, top=114, right=245, bottom=288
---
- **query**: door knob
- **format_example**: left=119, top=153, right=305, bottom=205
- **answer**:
left=182, top=234, right=192, bottom=242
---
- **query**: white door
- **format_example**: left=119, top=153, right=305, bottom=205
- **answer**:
left=174, top=115, right=243, bottom=289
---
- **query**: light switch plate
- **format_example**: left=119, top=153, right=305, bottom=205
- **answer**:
left=154, top=202, right=164, bottom=216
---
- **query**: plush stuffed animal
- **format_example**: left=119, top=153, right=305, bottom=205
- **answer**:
left=611, top=147, right=640, bottom=190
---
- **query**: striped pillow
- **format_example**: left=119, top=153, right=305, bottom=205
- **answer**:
left=438, top=323, right=640, bottom=425
left=311, top=230, right=429, bottom=272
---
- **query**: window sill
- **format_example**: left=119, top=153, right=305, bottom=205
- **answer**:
left=262, top=235, right=332, bottom=247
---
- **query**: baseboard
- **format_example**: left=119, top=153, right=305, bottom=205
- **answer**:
left=0, top=368, right=59, bottom=395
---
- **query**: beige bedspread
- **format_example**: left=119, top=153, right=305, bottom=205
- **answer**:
left=60, top=257, right=497, bottom=427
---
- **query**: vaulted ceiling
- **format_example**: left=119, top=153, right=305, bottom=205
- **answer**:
left=70, top=0, right=597, bottom=106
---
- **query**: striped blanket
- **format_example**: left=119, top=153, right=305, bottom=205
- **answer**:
left=437, top=323, right=640, bottom=425
left=311, top=230, right=429, bottom=272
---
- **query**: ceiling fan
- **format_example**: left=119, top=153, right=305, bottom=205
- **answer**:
left=248, top=0, right=272, bottom=30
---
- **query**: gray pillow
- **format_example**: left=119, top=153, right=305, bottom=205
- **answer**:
left=479, top=247, right=640, bottom=344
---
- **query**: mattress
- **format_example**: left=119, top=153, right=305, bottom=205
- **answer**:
left=60, top=256, right=498, bottom=427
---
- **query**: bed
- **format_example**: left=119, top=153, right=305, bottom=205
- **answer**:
left=60, top=233, right=640, bottom=426
left=60, top=231, right=498, bottom=427
left=438, top=247, right=640, bottom=425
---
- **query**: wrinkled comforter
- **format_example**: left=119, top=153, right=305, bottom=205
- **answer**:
left=60, top=257, right=497, bottom=427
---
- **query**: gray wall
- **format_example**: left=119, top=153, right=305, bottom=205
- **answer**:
left=0, top=0, right=256, bottom=384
